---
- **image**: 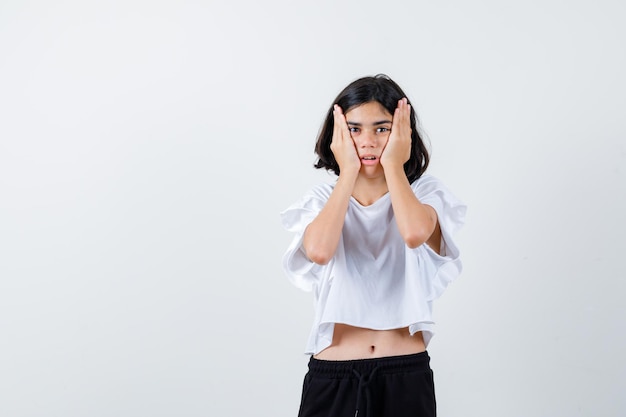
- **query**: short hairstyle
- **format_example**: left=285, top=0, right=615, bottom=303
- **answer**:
left=314, top=74, right=430, bottom=183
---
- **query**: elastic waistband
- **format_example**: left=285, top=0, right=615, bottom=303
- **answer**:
left=308, top=351, right=431, bottom=378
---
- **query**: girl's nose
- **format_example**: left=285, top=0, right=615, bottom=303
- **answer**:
left=360, top=132, right=376, bottom=147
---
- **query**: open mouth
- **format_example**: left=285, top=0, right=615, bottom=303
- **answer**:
left=361, top=156, right=377, bottom=160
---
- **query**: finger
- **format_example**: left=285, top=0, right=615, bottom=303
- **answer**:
left=400, top=97, right=409, bottom=118
left=392, top=99, right=403, bottom=130
left=404, top=100, right=412, bottom=134
left=334, top=104, right=351, bottom=141
left=403, top=98, right=411, bottom=120
left=332, top=105, right=343, bottom=143
left=394, top=98, right=410, bottom=129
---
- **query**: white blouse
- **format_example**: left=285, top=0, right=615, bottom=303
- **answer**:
left=280, top=174, right=467, bottom=355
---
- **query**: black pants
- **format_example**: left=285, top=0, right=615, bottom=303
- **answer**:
left=297, top=351, right=436, bottom=417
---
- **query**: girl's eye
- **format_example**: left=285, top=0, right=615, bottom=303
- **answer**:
left=349, top=127, right=359, bottom=133
left=376, top=127, right=390, bottom=133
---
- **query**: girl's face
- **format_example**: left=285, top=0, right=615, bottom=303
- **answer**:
left=344, top=101, right=393, bottom=176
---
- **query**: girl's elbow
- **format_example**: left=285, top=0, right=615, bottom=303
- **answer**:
left=403, top=229, right=430, bottom=249
left=404, top=236, right=424, bottom=249
left=304, top=246, right=333, bottom=265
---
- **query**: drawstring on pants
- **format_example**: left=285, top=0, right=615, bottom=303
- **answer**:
left=352, top=365, right=381, bottom=417
left=302, top=351, right=433, bottom=417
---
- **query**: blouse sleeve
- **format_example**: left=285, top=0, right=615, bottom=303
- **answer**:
left=411, top=175, right=467, bottom=300
left=279, top=184, right=331, bottom=292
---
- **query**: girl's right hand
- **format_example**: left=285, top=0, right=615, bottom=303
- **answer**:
left=330, top=104, right=361, bottom=176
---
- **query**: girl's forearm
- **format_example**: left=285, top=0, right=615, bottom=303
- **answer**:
left=385, top=167, right=437, bottom=248
left=303, top=173, right=357, bottom=264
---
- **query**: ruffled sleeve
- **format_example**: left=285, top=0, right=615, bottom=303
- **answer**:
left=280, top=184, right=333, bottom=292
left=411, top=175, right=467, bottom=300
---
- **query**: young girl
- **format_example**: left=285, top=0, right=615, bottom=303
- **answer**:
left=280, top=74, right=466, bottom=417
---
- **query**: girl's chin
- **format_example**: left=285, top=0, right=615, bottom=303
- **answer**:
left=359, top=165, right=384, bottom=177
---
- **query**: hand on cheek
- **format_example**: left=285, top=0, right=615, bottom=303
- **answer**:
left=381, top=98, right=412, bottom=170
left=330, top=104, right=361, bottom=176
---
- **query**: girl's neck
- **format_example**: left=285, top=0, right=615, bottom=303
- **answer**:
left=351, top=175, right=388, bottom=206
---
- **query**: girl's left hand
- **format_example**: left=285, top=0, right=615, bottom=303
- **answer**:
left=380, top=98, right=412, bottom=169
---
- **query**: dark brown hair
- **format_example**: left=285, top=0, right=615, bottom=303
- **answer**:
left=314, top=74, right=430, bottom=183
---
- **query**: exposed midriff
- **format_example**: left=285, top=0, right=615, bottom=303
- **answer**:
left=313, top=323, right=426, bottom=360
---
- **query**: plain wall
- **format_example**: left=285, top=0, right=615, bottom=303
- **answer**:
left=1, top=1, right=625, bottom=416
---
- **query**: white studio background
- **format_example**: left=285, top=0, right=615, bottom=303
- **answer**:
left=1, top=1, right=624, bottom=416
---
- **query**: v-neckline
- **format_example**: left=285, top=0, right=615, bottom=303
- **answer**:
left=349, top=191, right=390, bottom=208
